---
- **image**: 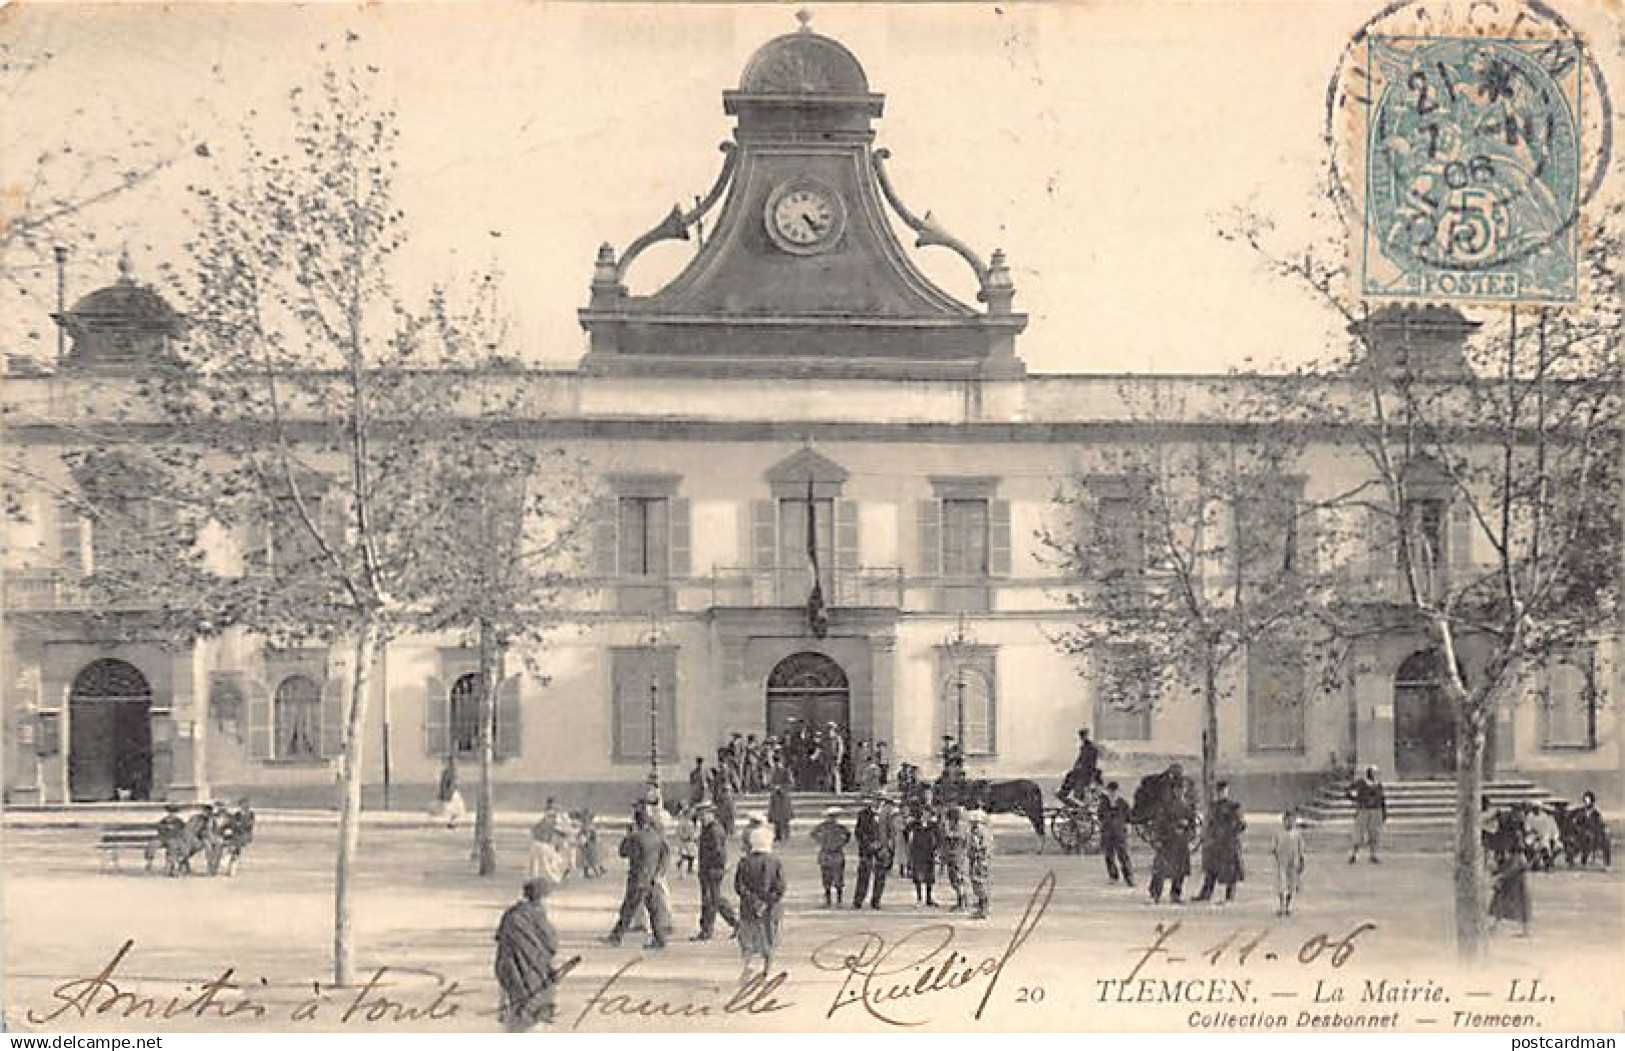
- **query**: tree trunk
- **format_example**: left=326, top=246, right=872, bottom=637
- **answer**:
left=473, top=622, right=500, bottom=876
left=1431, top=619, right=1486, bottom=961
left=1453, top=701, right=1487, bottom=960
left=334, top=621, right=378, bottom=987
left=1200, top=651, right=1220, bottom=817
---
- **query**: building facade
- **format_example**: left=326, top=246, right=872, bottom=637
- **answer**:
left=4, top=23, right=1618, bottom=810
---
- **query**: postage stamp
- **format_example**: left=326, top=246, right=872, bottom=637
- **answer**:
left=1357, top=33, right=1583, bottom=304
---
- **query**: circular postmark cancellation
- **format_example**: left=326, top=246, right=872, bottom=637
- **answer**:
left=1326, top=0, right=1614, bottom=307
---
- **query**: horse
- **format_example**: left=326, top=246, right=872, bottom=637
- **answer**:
left=931, top=777, right=1047, bottom=846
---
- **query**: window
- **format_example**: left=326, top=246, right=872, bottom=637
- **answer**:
left=937, top=653, right=996, bottom=756
left=610, top=647, right=677, bottom=762
left=1094, top=493, right=1145, bottom=578
left=1541, top=656, right=1596, bottom=750
left=777, top=496, right=834, bottom=596
left=271, top=495, right=325, bottom=576
left=618, top=496, right=670, bottom=578
left=449, top=673, right=488, bottom=756
left=274, top=674, right=321, bottom=759
left=1248, top=639, right=1306, bottom=752
left=1401, top=497, right=1447, bottom=593
left=209, top=674, right=244, bottom=738
left=942, top=499, right=990, bottom=576
left=1235, top=480, right=1302, bottom=581
left=1095, top=646, right=1153, bottom=741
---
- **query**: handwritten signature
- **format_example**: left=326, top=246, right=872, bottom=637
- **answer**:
left=809, top=870, right=1055, bottom=1027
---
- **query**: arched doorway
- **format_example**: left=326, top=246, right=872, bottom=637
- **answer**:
left=1393, top=650, right=1457, bottom=779
left=69, top=659, right=153, bottom=801
left=765, top=652, right=850, bottom=738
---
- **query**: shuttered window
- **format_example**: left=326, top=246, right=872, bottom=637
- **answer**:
left=1094, top=645, right=1153, bottom=741
left=942, top=499, right=990, bottom=577
left=274, top=674, right=322, bottom=759
left=618, top=497, right=671, bottom=577
left=1094, top=494, right=1145, bottom=577
left=1248, top=639, right=1306, bottom=752
left=936, top=651, right=996, bottom=756
left=1541, top=656, right=1596, bottom=750
left=611, top=647, right=677, bottom=761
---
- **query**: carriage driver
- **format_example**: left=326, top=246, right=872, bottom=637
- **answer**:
left=1058, top=728, right=1106, bottom=808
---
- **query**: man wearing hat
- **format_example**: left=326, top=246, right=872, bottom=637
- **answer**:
left=852, top=795, right=894, bottom=910
left=148, top=804, right=186, bottom=875
left=495, top=878, right=564, bottom=1030
left=691, top=802, right=740, bottom=941
left=810, top=805, right=852, bottom=907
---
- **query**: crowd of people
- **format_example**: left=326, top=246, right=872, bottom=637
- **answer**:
left=145, top=798, right=257, bottom=877
left=686, top=724, right=892, bottom=796
left=490, top=730, right=1615, bottom=1031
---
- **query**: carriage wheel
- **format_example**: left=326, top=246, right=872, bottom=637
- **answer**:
left=1050, top=811, right=1085, bottom=854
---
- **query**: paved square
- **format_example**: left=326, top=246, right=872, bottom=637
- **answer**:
left=4, top=820, right=1620, bottom=1032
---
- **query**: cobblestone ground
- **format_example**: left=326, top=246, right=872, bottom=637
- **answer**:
left=4, top=821, right=1621, bottom=1033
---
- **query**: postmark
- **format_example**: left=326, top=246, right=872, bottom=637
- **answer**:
left=1325, top=0, right=1613, bottom=306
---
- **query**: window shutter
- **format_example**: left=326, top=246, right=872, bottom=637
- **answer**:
left=835, top=500, right=859, bottom=601
left=1072, top=494, right=1097, bottom=578
left=1292, top=497, right=1316, bottom=576
left=245, top=677, right=272, bottom=760
left=917, top=500, right=942, bottom=577
left=591, top=497, right=618, bottom=577
left=424, top=675, right=448, bottom=758
left=1363, top=506, right=1396, bottom=598
left=495, top=675, right=522, bottom=759
left=1448, top=498, right=1474, bottom=581
left=320, top=676, right=346, bottom=758
left=1198, top=497, right=1231, bottom=599
left=989, top=499, right=1011, bottom=576
left=669, top=498, right=691, bottom=578
left=751, top=500, right=777, bottom=568
left=58, top=508, right=88, bottom=578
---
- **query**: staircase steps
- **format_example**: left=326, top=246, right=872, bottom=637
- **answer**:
left=1297, top=778, right=1561, bottom=828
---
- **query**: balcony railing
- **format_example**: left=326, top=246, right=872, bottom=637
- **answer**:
left=708, top=565, right=905, bottom=609
left=3, top=569, right=87, bottom=610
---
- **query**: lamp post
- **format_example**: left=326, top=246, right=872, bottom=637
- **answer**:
left=645, top=614, right=662, bottom=799
left=943, top=612, right=972, bottom=747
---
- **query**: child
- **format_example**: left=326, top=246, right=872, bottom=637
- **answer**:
left=675, top=806, right=699, bottom=877
left=811, top=806, right=852, bottom=907
left=938, top=806, right=969, bottom=910
left=906, top=808, right=940, bottom=907
left=578, top=811, right=605, bottom=879
left=1489, top=849, right=1531, bottom=937
left=1270, top=809, right=1307, bottom=916
left=966, top=809, right=993, bottom=919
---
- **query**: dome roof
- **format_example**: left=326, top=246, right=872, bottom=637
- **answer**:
left=738, top=28, right=869, bottom=96
left=66, top=279, right=181, bottom=331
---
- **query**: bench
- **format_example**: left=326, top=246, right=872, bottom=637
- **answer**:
left=96, top=824, right=158, bottom=873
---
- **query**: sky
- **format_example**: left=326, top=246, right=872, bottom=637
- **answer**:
left=4, top=1, right=1620, bottom=375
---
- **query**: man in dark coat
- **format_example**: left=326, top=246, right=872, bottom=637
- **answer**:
left=735, top=827, right=786, bottom=980
left=688, top=757, right=708, bottom=807
left=1098, top=780, right=1134, bottom=886
left=690, top=802, right=740, bottom=941
left=1193, top=781, right=1246, bottom=903
left=1060, top=729, right=1102, bottom=805
left=602, top=808, right=672, bottom=949
left=852, top=796, right=896, bottom=910
left=495, top=879, right=562, bottom=1030
left=1146, top=765, right=1194, bottom=904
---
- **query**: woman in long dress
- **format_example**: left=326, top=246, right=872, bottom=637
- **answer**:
left=734, top=823, right=786, bottom=981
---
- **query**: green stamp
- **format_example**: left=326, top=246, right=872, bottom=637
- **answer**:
left=1361, top=35, right=1582, bottom=304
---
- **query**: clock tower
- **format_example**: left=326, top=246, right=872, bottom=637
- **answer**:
left=579, top=12, right=1026, bottom=379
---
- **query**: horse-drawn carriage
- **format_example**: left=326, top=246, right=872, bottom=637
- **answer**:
left=1042, top=771, right=1204, bottom=854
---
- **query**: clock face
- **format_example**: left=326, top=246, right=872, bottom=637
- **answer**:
left=766, top=182, right=844, bottom=254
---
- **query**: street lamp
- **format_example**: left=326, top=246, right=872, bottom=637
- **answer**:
left=943, top=612, right=973, bottom=748
left=645, top=613, right=663, bottom=799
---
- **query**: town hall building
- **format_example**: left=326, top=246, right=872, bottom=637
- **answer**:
left=3, top=19, right=1616, bottom=813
